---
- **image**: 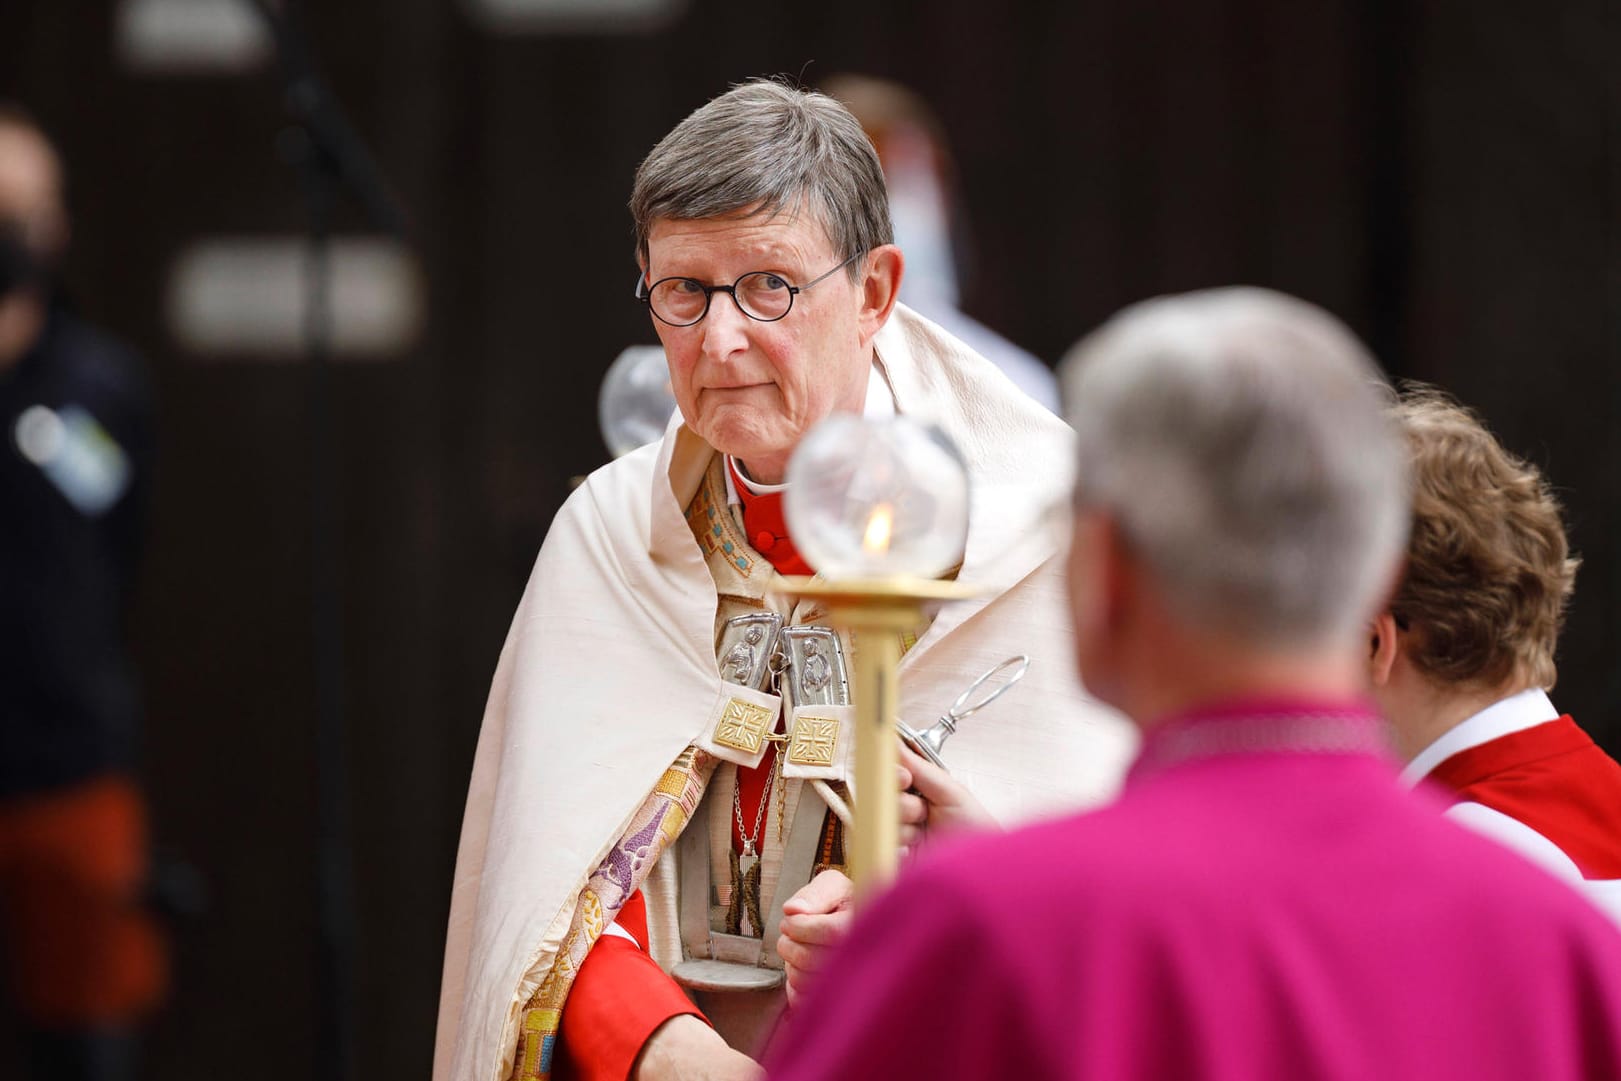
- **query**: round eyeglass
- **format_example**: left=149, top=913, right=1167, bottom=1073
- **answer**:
left=634, top=251, right=865, bottom=327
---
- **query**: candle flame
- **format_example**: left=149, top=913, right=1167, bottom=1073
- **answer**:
left=862, top=502, right=895, bottom=555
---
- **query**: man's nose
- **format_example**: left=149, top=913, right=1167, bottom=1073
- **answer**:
left=700, top=290, right=751, bottom=360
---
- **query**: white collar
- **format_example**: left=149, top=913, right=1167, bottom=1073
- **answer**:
left=725, top=361, right=896, bottom=504
left=1400, top=687, right=1560, bottom=788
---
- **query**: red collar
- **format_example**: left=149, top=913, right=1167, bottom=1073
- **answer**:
left=1426, top=716, right=1588, bottom=790
left=727, top=458, right=813, bottom=577
left=1425, top=717, right=1621, bottom=879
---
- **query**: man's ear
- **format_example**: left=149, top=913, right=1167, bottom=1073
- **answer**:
left=1069, top=510, right=1131, bottom=633
left=1098, top=516, right=1135, bottom=632
left=856, top=244, right=904, bottom=346
left=1368, top=611, right=1401, bottom=688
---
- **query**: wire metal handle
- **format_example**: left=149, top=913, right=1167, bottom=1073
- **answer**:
left=947, top=655, right=1031, bottom=723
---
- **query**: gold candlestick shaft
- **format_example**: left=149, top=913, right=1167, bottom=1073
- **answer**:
left=842, top=604, right=909, bottom=897
left=774, top=576, right=979, bottom=903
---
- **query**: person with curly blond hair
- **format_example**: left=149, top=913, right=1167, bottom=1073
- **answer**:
left=1369, top=387, right=1621, bottom=924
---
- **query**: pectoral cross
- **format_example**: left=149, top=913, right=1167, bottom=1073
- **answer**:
left=726, top=843, right=764, bottom=937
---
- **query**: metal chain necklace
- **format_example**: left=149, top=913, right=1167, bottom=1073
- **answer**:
left=732, top=759, right=773, bottom=858
left=725, top=758, right=774, bottom=937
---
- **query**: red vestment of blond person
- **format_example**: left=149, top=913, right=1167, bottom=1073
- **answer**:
left=1405, top=688, right=1621, bottom=925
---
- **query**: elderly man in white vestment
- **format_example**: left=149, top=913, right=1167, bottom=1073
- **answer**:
left=433, top=78, right=1135, bottom=1081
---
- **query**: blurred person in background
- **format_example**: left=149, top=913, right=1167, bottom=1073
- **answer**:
left=819, top=73, right=1060, bottom=412
left=435, top=78, right=1133, bottom=1081
left=1372, top=388, right=1621, bottom=924
left=766, top=289, right=1621, bottom=1081
left=0, top=105, right=163, bottom=1081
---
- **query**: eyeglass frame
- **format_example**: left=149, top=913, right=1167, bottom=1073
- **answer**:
left=633, top=250, right=866, bottom=327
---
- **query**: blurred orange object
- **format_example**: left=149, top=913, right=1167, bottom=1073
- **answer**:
left=0, top=775, right=167, bottom=1025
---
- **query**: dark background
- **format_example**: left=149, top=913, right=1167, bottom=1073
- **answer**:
left=2, top=1, right=1618, bottom=1077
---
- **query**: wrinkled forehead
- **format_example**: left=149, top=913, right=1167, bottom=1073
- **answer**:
left=644, top=201, right=840, bottom=268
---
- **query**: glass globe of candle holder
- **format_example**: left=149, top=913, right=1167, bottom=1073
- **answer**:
left=783, top=414, right=970, bottom=580
left=598, top=344, right=677, bottom=458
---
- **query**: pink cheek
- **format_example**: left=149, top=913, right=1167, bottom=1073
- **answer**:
left=660, top=342, right=698, bottom=378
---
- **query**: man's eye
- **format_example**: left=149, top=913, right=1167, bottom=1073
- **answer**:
left=671, top=279, right=705, bottom=296
left=756, top=274, right=788, bottom=291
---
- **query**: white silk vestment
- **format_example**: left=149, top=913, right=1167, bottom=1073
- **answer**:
left=434, top=304, right=1136, bottom=1081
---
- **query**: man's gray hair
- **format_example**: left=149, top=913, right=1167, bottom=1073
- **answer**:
left=1060, top=287, right=1410, bottom=647
left=630, top=78, right=892, bottom=272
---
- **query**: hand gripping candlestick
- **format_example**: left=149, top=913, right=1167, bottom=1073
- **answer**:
left=779, top=414, right=976, bottom=899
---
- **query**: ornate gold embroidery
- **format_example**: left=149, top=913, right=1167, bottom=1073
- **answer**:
left=714, top=698, right=774, bottom=754
left=512, top=747, right=718, bottom=1081
left=686, top=456, right=755, bottom=576
left=516, top=1007, right=560, bottom=1079
left=787, top=716, right=840, bottom=767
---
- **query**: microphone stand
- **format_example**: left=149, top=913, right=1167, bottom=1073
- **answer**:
left=248, top=4, right=408, bottom=1078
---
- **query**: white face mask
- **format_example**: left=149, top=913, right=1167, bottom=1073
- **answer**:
left=883, top=128, right=959, bottom=309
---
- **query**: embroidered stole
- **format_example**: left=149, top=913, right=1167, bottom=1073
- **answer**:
left=511, top=747, right=716, bottom=1079
left=510, top=455, right=807, bottom=1080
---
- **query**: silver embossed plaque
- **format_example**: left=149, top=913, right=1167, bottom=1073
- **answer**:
left=779, top=625, right=848, bottom=708
left=716, top=612, right=783, bottom=690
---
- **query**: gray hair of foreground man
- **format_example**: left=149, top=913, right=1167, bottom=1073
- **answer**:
left=1060, top=287, right=1409, bottom=647
left=630, top=78, right=893, bottom=274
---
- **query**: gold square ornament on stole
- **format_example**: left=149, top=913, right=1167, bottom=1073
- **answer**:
left=696, top=682, right=781, bottom=769
left=787, top=716, right=839, bottom=767
left=781, top=704, right=854, bottom=782
left=717, top=700, right=773, bottom=754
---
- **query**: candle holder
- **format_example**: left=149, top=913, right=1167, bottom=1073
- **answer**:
left=779, top=414, right=974, bottom=898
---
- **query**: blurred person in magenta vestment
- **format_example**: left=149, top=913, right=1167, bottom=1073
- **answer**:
left=766, top=289, right=1621, bottom=1081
